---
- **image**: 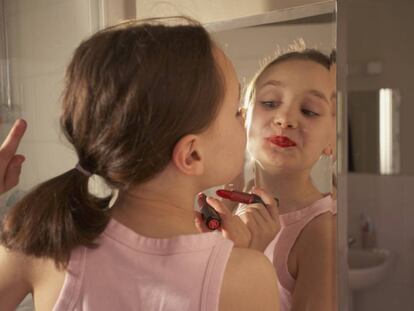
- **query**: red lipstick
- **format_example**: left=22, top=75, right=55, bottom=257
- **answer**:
left=197, top=193, right=221, bottom=230
left=268, top=136, right=296, bottom=148
left=216, top=189, right=266, bottom=206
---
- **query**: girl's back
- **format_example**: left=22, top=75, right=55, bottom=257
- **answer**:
left=0, top=18, right=279, bottom=311
left=0, top=227, right=278, bottom=311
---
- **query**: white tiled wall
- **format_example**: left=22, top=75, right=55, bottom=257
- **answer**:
left=3, top=0, right=135, bottom=191
left=347, top=173, right=414, bottom=310
left=4, top=0, right=96, bottom=192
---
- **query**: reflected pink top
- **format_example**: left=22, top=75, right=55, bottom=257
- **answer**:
left=52, top=218, right=233, bottom=311
left=264, top=195, right=337, bottom=311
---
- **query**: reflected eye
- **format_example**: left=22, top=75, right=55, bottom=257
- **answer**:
left=301, top=109, right=319, bottom=117
left=260, top=101, right=281, bottom=109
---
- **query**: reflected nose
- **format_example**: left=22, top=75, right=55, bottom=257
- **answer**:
left=272, top=112, right=298, bottom=129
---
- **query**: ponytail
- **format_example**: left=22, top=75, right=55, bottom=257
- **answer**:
left=0, top=169, right=111, bottom=267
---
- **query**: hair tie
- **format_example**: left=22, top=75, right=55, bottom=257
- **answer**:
left=75, top=163, right=92, bottom=177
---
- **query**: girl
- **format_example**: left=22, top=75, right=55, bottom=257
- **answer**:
left=0, top=18, right=279, bottom=311
left=238, top=49, right=337, bottom=311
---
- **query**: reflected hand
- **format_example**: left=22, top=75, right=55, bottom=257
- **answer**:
left=0, top=119, right=27, bottom=194
left=194, top=196, right=251, bottom=248
left=235, top=187, right=280, bottom=252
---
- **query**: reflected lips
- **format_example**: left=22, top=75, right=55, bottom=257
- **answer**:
left=267, top=136, right=296, bottom=148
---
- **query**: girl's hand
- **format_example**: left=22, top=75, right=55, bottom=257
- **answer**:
left=235, top=187, right=280, bottom=252
left=194, top=197, right=251, bottom=248
left=0, top=119, right=27, bottom=195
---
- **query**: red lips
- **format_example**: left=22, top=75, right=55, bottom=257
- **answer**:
left=267, top=136, right=297, bottom=148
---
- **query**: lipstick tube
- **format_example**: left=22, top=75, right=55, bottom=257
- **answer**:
left=216, top=189, right=266, bottom=206
left=197, top=193, right=221, bottom=230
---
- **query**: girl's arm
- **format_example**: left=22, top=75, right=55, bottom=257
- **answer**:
left=291, top=213, right=337, bottom=311
left=0, top=245, right=32, bottom=311
left=219, top=247, right=280, bottom=311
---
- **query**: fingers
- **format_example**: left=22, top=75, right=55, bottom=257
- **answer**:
left=206, top=197, right=251, bottom=248
left=237, top=203, right=270, bottom=225
left=0, top=119, right=27, bottom=171
left=2, top=154, right=25, bottom=193
left=239, top=208, right=263, bottom=231
left=206, top=197, right=232, bottom=218
left=237, top=205, right=278, bottom=252
left=252, top=187, right=279, bottom=221
left=194, top=211, right=211, bottom=233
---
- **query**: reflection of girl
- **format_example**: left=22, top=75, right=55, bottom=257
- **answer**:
left=240, top=50, right=337, bottom=311
left=0, top=19, right=279, bottom=311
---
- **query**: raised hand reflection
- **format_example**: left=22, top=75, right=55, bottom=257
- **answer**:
left=239, top=50, right=337, bottom=311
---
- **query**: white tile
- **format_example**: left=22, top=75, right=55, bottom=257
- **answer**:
left=34, top=72, right=64, bottom=142
left=19, top=76, right=37, bottom=141
left=402, top=176, right=414, bottom=286
left=375, top=176, right=405, bottom=250
left=17, top=141, right=40, bottom=190
left=30, top=0, right=92, bottom=75
left=34, top=141, right=77, bottom=185
left=402, top=176, right=414, bottom=240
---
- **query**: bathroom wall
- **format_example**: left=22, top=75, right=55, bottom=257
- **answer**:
left=1, top=0, right=135, bottom=195
left=345, top=1, right=414, bottom=310
left=347, top=174, right=414, bottom=310
left=136, top=0, right=333, bottom=23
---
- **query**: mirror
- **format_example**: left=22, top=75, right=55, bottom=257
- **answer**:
left=348, top=89, right=401, bottom=175
left=1, top=1, right=340, bottom=310
left=208, top=2, right=338, bottom=311
left=208, top=2, right=336, bottom=194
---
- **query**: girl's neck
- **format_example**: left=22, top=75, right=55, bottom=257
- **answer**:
left=254, top=164, right=324, bottom=214
left=111, top=182, right=200, bottom=238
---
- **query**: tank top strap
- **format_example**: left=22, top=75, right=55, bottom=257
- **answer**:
left=200, top=238, right=233, bottom=311
left=274, top=195, right=336, bottom=292
left=52, top=246, right=86, bottom=311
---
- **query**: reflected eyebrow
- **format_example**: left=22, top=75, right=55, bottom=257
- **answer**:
left=306, top=89, right=329, bottom=104
left=259, top=80, right=284, bottom=89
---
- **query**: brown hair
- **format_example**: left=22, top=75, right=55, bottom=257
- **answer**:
left=0, top=17, right=225, bottom=266
left=244, top=48, right=336, bottom=109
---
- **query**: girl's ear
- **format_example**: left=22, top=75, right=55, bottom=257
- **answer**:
left=172, top=134, right=204, bottom=176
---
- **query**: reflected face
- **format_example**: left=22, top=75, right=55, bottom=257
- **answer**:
left=247, top=60, right=336, bottom=173
left=203, top=47, right=246, bottom=185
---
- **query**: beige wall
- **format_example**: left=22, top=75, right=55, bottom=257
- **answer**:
left=347, top=2, right=414, bottom=175
left=136, top=0, right=331, bottom=23
left=345, top=1, right=414, bottom=310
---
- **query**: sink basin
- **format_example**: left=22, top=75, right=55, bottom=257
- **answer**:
left=348, top=248, right=394, bottom=290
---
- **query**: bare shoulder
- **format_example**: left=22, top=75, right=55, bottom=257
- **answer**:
left=0, top=245, right=33, bottom=310
left=295, top=212, right=337, bottom=269
left=290, top=213, right=337, bottom=311
left=300, top=212, right=337, bottom=248
left=0, top=245, right=65, bottom=311
left=219, top=248, right=280, bottom=311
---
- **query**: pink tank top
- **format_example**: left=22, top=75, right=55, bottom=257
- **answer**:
left=52, top=218, right=234, bottom=311
left=264, top=195, right=337, bottom=311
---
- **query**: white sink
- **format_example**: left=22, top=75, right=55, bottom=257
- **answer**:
left=348, top=248, right=394, bottom=290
